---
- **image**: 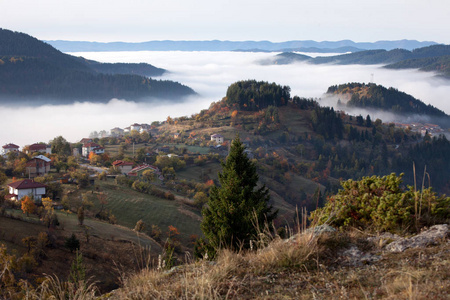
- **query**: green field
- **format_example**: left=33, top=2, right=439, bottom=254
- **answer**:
left=177, top=161, right=222, bottom=182
left=93, top=179, right=203, bottom=244
left=2, top=209, right=161, bottom=251
left=103, top=143, right=149, bottom=157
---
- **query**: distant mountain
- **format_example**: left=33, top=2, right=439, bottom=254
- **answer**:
left=261, top=45, right=450, bottom=78
left=326, top=82, right=450, bottom=127
left=46, top=39, right=437, bottom=53
left=312, top=45, right=450, bottom=65
left=0, top=29, right=194, bottom=104
left=385, top=55, right=450, bottom=78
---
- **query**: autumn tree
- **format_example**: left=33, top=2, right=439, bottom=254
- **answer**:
left=134, top=219, right=146, bottom=232
left=21, top=196, right=36, bottom=216
left=201, top=136, right=277, bottom=250
left=51, top=136, right=71, bottom=157
left=77, top=206, right=85, bottom=226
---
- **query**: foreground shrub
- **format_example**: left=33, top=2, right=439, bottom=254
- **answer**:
left=312, top=173, right=450, bottom=233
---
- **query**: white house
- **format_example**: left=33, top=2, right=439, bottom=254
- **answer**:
left=2, top=143, right=20, bottom=155
left=211, top=134, right=224, bottom=144
left=130, top=123, right=142, bottom=132
left=82, top=142, right=105, bottom=157
left=140, top=124, right=151, bottom=133
left=6, top=179, right=46, bottom=202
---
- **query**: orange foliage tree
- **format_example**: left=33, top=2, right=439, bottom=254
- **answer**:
left=21, top=196, right=36, bottom=216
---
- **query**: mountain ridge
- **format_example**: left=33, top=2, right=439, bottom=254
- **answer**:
left=46, top=39, right=438, bottom=53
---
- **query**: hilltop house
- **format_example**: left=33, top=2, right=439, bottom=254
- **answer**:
left=211, top=134, right=224, bottom=144
left=25, top=155, right=51, bottom=177
left=6, top=179, right=46, bottom=202
left=110, top=127, right=124, bottom=137
left=2, top=143, right=20, bottom=155
left=80, top=138, right=93, bottom=144
left=25, top=143, right=51, bottom=155
left=112, top=160, right=134, bottom=174
left=140, top=124, right=151, bottom=133
left=130, top=123, right=141, bottom=132
left=82, top=142, right=105, bottom=157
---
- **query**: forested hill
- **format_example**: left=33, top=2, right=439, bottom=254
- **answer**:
left=225, top=80, right=291, bottom=110
left=385, top=55, right=450, bottom=78
left=327, top=83, right=450, bottom=126
left=0, top=29, right=194, bottom=103
left=264, top=45, right=450, bottom=78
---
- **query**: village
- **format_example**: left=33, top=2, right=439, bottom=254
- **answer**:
left=1, top=121, right=230, bottom=204
left=393, top=122, right=446, bottom=137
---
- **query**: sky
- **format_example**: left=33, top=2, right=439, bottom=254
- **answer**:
left=1, top=0, right=449, bottom=44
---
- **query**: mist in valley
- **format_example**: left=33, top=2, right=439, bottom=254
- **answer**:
left=1, top=51, right=449, bottom=146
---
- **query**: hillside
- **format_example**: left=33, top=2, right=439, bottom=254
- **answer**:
left=385, top=55, right=450, bottom=78
left=262, top=45, right=450, bottom=78
left=0, top=29, right=195, bottom=103
left=326, top=82, right=450, bottom=126
left=0, top=79, right=449, bottom=298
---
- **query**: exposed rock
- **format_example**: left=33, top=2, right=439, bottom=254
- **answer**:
left=286, top=224, right=336, bottom=243
left=338, top=245, right=381, bottom=266
left=367, top=232, right=402, bottom=248
left=305, top=224, right=336, bottom=235
left=386, top=224, right=449, bottom=253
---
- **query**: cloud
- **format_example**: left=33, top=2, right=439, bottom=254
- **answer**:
left=2, top=51, right=450, bottom=146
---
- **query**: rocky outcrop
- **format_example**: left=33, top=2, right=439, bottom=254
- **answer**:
left=385, top=224, right=449, bottom=253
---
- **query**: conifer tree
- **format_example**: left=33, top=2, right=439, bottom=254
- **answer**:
left=201, top=136, right=277, bottom=250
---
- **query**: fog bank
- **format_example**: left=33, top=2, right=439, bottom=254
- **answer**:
left=1, top=51, right=449, bottom=147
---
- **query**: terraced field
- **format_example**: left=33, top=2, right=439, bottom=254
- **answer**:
left=93, top=179, right=203, bottom=244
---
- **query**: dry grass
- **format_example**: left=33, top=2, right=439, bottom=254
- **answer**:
left=10, top=218, right=449, bottom=299
left=109, top=226, right=449, bottom=300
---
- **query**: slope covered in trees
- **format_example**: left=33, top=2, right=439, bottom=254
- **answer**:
left=327, top=83, right=450, bottom=126
left=0, top=28, right=194, bottom=103
left=225, top=80, right=290, bottom=111
left=262, top=44, right=450, bottom=78
left=385, top=55, right=450, bottom=78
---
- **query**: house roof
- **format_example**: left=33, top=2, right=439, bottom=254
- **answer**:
left=112, top=160, right=134, bottom=166
left=28, top=143, right=49, bottom=151
left=80, top=138, right=93, bottom=143
left=33, top=155, right=52, bottom=162
left=128, top=164, right=159, bottom=175
left=3, top=143, right=19, bottom=149
left=25, top=156, right=51, bottom=167
left=83, top=142, right=101, bottom=148
left=211, top=134, right=223, bottom=138
left=8, top=179, right=46, bottom=189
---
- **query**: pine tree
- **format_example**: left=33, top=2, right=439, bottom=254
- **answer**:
left=201, top=136, right=277, bottom=250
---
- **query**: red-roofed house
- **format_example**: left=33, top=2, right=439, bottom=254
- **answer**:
left=25, top=155, right=52, bottom=177
left=25, top=143, right=51, bottom=155
left=2, top=143, right=20, bottom=155
left=80, top=138, right=93, bottom=144
left=112, top=160, right=134, bottom=174
left=128, top=164, right=161, bottom=179
left=6, top=179, right=46, bottom=201
left=82, top=142, right=105, bottom=157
